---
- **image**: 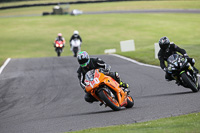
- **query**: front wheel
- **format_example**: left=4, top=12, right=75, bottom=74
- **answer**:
left=181, top=72, right=199, bottom=92
left=73, top=47, right=78, bottom=57
left=98, top=89, right=121, bottom=111
left=198, top=83, right=200, bottom=90
left=56, top=48, right=62, bottom=57
left=125, top=96, right=134, bottom=108
left=57, top=51, right=61, bottom=57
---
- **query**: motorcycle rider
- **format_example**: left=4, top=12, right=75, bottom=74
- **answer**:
left=77, top=51, right=130, bottom=103
left=54, top=33, right=65, bottom=47
left=69, top=30, right=82, bottom=49
left=158, top=36, right=199, bottom=84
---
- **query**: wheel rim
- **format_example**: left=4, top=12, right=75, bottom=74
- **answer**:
left=103, top=90, right=120, bottom=107
left=127, top=96, right=133, bottom=102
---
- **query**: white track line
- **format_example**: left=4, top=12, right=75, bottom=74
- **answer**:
left=0, top=58, right=11, bottom=74
left=111, top=54, right=200, bottom=77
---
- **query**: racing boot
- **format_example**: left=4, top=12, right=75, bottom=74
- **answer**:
left=190, top=58, right=199, bottom=73
left=120, top=81, right=130, bottom=94
left=173, top=76, right=182, bottom=86
left=175, top=80, right=181, bottom=86
left=114, top=72, right=130, bottom=94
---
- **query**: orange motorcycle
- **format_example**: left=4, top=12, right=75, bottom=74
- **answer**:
left=84, top=69, right=134, bottom=111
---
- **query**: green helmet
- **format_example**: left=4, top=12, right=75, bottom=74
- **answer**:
left=77, top=51, right=90, bottom=67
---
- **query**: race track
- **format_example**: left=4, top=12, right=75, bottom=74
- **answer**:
left=0, top=55, right=200, bottom=133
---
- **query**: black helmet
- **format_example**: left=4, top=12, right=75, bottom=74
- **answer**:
left=77, top=51, right=90, bottom=67
left=159, top=36, right=170, bottom=50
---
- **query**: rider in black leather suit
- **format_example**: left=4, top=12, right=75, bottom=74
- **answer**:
left=158, top=36, right=198, bottom=82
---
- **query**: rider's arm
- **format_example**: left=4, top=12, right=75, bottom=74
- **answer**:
left=173, top=44, right=188, bottom=57
left=62, top=37, right=66, bottom=45
left=69, top=36, right=74, bottom=43
left=54, top=38, right=57, bottom=43
left=158, top=50, right=167, bottom=71
left=95, top=58, right=107, bottom=69
left=54, top=38, right=57, bottom=47
left=95, top=58, right=111, bottom=74
left=77, top=68, right=86, bottom=90
left=78, top=35, right=82, bottom=42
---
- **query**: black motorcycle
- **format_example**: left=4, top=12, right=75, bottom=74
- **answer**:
left=167, top=54, right=199, bottom=92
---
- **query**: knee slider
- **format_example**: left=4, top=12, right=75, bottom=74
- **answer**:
left=84, top=95, right=93, bottom=103
left=115, top=72, right=120, bottom=78
left=192, top=58, right=195, bottom=65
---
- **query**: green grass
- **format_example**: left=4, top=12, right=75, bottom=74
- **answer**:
left=1, top=1, right=200, bottom=16
left=0, top=13, right=200, bottom=70
left=1, top=0, right=200, bottom=8
left=73, top=1, right=200, bottom=11
left=0, top=1, right=200, bottom=133
left=0, top=0, right=98, bottom=7
left=68, top=112, right=200, bottom=133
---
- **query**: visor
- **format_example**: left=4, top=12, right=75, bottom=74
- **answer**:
left=80, top=59, right=90, bottom=67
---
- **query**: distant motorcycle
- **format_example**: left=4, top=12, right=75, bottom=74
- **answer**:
left=54, top=41, right=64, bottom=57
left=84, top=68, right=134, bottom=111
left=167, top=54, right=199, bottom=92
left=70, top=38, right=81, bottom=57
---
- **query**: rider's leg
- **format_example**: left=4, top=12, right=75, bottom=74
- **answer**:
left=84, top=93, right=98, bottom=103
left=108, top=72, right=130, bottom=93
left=188, top=58, right=199, bottom=73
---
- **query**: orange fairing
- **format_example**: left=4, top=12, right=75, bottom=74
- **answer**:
left=85, top=69, right=128, bottom=107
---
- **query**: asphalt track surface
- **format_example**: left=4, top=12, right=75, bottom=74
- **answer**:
left=1, top=9, right=200, bottom=18
left=0, top=55, right=200, bottom=133
left=84, top=9, right=200, bottom=14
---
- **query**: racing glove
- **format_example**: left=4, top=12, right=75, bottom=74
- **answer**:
left=163, top=67, right=168, bottom=72
left=183, top=54, right=189, bottom=58
left=99, top=68, right=109, bottom=75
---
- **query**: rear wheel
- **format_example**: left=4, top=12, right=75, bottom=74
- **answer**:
left=98, top=89, right=121, bottom=111
left=181, top=72, right=199, bottom=92
left=125, top=96, right=134, bottom=108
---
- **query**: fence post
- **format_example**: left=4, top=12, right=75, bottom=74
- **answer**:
left=154, top=43, right=160, bottom=59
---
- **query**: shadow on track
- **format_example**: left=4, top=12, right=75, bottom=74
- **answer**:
left=138, top=91, right=193, bottom=99
left=34, top=108, right=128, bottom=122
left=60, top=108, right=127, bottom=117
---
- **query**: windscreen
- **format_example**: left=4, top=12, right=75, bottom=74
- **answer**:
left=167, top=54, right=179, bottom=64
left=85, top=69, right=95, bottom=81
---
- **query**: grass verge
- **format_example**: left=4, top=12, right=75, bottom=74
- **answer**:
left=0, top=13, right=200, bottom=70
left=1, top=1, right=200, bottom=16
left=68, top=112, right=200, bottom=133
left=1, top=0, right=200, bottom=9
left=0, top=1, right=200, bottom=133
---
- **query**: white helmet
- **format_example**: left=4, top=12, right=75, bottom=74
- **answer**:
left=73, top=30, right=79, bottom=35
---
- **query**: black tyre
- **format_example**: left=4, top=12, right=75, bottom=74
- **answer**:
left=98, top=89, right=121, bottom=111
left=57, top=51, right=61, bottom=57
left=125, top=96, right=134, bottom=108
left=57, top=49, right=62, bottom=57
left=73, top=47, right=78, bottom=57
left=181, top=72, right=199, bottom=92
